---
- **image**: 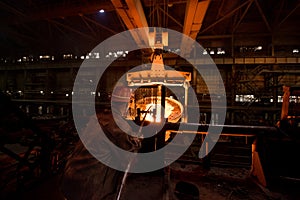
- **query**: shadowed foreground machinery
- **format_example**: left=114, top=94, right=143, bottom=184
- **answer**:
left=0, top=92, right=77, bottom=197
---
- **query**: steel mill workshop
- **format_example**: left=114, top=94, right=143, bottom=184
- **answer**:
left=1, top=0, right=300, bottom=199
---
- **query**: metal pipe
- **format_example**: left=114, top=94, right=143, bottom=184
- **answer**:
left=183, top=82, right=189, bottom=123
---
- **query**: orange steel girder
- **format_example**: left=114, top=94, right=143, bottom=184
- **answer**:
left=111, top=0, right=149, bottom=47
left=181, top=0, right=211, bottom=57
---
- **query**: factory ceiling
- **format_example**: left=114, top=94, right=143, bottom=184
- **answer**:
left=0, top=0, right=300, bottom=59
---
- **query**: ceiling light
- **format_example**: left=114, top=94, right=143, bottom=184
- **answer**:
left=293, top=49, right=299, bottom=53
left=99, top=9, right=105, bottom=13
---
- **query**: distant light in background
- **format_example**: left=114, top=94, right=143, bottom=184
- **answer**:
left=254, top=46, right=262, bottom=51
left=99, top=9, right=105, bottom=13
left=105, top=50, right=129, bottom=58
left=293, top=49, right=299, bottom=54
left=63, top=54, right=73, bottom=59
left=217, top=48, right=225, bottom=55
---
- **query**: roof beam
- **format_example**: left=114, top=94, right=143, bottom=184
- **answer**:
left=0, top=1, right=25, bottom=17
left=158, top=7, right=183, bottom=28
left=48, top=19, right=96, bottom=41
left=0, top=0, right=187, bottom=26
left=233, top=0, right=254, bottom=33
left=277, top=1, right=300, bottom=29
left=199, top=0, right=252, bottom=35
left=0, top=2, right=115, bottom=25
left=111, top=0, right=149, bottom=47
left=254, top=0, right=271, bottom=32
left=80, top=15, right=117, bottom=35
left=180, top=0, right=211, bottom=57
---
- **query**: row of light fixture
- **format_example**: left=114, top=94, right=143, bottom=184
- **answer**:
left=1, top=47, right=299, bottom=64
left=235, top=94, right=300, bottom=103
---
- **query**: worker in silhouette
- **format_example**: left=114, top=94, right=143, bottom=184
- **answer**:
left=60, top=86, right=140, bottom=200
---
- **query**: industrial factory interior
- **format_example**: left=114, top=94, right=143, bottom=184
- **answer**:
left=1, top=0, right=300, bottom=199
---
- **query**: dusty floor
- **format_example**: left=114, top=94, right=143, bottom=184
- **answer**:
left=168, top=163, right=300, bottom=200
left=1, top=162, right=300, bottom=200
left=119, top=162, right=300, bottom=200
